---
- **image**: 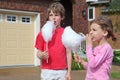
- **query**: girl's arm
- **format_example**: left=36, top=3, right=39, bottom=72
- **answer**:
left=86, top=34, right=113, bottom=68
left=66, top=48, right=72, bottom=80
left=86, top=44, right=113, bottom=68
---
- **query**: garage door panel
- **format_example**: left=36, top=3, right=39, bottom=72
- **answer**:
left=0, top=12, right=35, bottom=66
left=7, top=28, right=17, bottom=36
left=21, top=40, right=33, bottom=48
left=6, top=40, right=17, bottom=48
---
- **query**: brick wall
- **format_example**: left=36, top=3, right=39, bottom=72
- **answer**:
left=72, top=0, right=88, bottom=34
left=0, top=0, right=53, bottom=28
left=0, top=0, right=89, bottom=34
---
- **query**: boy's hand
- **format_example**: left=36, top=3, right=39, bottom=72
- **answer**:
left=41, top=51, right=49, bottom=60
left=37, top=51, right=49, bottom=60
left=66, top=72, right=71, bottom=80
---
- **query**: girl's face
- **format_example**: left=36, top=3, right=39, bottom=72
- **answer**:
left=89, top=23, right=107, bottom=42
left=49, top=10, right=63, bottom=27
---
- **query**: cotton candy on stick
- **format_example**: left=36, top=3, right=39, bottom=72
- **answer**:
left=41, top=21, right=56, bottom=63
left=62, top=26, right=85, bottom=68
left=62, top=26, right=85, bottom=53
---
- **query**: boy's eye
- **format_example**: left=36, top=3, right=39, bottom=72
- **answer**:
left=49, top=14, right=53, bottom=16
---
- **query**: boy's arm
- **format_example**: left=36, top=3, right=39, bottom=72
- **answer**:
left=66, top=48, right=72, bottom=80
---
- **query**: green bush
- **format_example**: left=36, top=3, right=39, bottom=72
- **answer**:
left=113, top=50, right=120, bottom=63
left=72, top=59, right=84, bottom=70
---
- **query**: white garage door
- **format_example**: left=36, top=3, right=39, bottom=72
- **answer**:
left=0, top=11, right=35, bottom=66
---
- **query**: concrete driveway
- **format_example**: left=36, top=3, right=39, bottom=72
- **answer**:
left=0, top=65, right=119, bottom=80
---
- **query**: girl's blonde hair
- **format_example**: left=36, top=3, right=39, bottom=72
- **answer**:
left=47, top=2, right=65, bottom=20
left=90, top=16, right=116, bottom=41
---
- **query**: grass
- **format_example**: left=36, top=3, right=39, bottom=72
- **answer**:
left=111, top=72, right=120, bottom=79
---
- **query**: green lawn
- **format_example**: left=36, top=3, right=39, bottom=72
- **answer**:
left=111, top=72, right=120, bottom=79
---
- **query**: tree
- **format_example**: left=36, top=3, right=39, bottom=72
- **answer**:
left=108, top=0, right=120, bottom=13
left=107, top=0, right=120, bottom=32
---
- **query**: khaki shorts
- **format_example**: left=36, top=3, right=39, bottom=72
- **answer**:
left=41, top=69, right=67, bottom=80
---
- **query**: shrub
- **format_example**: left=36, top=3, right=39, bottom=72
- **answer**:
left=113, top=50, right=120, bottom=63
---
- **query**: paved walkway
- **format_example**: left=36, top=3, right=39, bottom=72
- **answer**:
left=0, top=65, right=119, bottom=80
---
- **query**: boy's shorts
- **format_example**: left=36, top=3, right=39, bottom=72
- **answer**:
left=41, top=69, right=67, bottom=80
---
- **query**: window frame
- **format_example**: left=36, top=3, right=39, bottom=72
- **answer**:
left=6, top=14, right=18, bottom=23
left=88, top=7, right=95, bottom=21
left=0, top=14, right=2, bottom=22
left=20, top=16, right=31, bottom=24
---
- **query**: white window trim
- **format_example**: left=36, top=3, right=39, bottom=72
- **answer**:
left=88, top=7, right=95, bottom=21
left=6, top=14, right=18, bottom=23
left=20, top=16, right=31, bottom=24
left=0, top=14, right=2, bottom=22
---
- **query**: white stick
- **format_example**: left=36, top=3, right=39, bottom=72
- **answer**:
left=77, top=63, right=81, bottom=69
left=46, top=43, right=48, bottom=63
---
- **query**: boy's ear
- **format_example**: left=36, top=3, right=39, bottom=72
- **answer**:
left=62, top=16, right=64, bottom=20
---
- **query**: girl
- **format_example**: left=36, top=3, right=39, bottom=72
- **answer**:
left=74, top=16, right=116, bottom=80
left=35, top=2, right=72, bottom=80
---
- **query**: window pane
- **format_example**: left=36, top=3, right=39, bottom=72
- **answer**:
left=89, top=9, right=93, bottom=19
left=21, top=16, right=31, bottom=23
left=6, top=15, right=17, bottom=22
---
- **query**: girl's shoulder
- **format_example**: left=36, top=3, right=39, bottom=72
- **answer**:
left=96, top=43, right=112, bottom=51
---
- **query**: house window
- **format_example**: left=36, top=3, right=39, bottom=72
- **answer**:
left=88, top=7, right=95, bottom=21
left=0, top=14, right=2, bottom=22
left=6, top=15, right=17, bottom=22
left=21, top=16, right=31, bottom=24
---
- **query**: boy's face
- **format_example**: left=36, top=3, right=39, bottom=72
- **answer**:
left=49, top=10, right=63, bottom=27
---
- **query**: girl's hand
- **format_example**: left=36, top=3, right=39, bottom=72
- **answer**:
left=86, top=34, right=92, bottom=45
left=74, top=54, right=82, bottom=64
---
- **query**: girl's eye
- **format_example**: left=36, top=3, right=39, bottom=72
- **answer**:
left=92, top=28, right=96, bottom=31
left=93, top=29, right=96, bottom=31
left=90, top=28, right=96, bottom=32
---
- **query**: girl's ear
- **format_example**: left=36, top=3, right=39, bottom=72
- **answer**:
left=103, top=30, right=108, bottom=37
